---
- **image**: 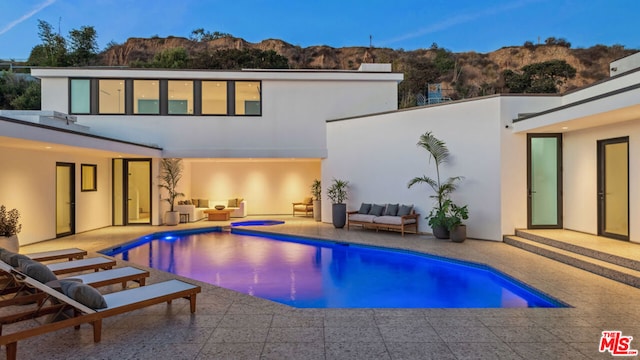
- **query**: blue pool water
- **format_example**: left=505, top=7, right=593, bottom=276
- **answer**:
left=101, top=228, right=566, bottom=308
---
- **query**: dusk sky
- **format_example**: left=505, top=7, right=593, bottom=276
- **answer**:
left=1, top=0, right=638, bottom=61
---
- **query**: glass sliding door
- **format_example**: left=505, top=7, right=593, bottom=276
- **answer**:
left=598, top=137, right=629, bottom=240
left=527, top=134, right=562, bottom=228
left=56, top=162, right=75, bottom=237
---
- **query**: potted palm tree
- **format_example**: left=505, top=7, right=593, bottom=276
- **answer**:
left=311, top=179, right=322, bottom=222
left=327, top=178, right=349, bottom=228
left=0, top=205, right=22, bottom=252
left=408, top=131, right=465, bottom=239
left=158, top=158, right=185, bottom=226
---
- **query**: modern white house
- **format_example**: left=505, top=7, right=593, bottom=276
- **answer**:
left=1, top=53, right=639, bottom=246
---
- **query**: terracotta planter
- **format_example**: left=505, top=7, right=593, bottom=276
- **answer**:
left=164, top=211, right=180, bottom=226
left=450, top=224, right=466, bottom=243
left=313, top=200, right=321, bottom=222
left=332, top=203, right=347, bottom=228
left=0, top=235, right=19, bottom=252
left=431, top=225, right=450, bottom=239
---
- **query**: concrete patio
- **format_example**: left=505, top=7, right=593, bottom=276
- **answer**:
left=9, top=217, right=640, bottom=359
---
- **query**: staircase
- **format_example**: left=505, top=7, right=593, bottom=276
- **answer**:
left=504, top=229, right=640, bottom=288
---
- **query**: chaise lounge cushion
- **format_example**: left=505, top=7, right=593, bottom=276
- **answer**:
left=373, top=216, right=417, bottom=226
left=60, top=280, right=108, bottom=309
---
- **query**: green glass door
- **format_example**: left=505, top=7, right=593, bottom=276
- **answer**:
left=527, top=134, right=562, bottom=228
left=598, top=137, right=629, bottom=240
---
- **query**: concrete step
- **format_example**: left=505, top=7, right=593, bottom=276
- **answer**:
left=504, top=235, right=640, bottom=289
left=514, top=229, right=640, bottom=272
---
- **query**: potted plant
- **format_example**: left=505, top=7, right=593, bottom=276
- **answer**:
left=0, top=205, right=22, bottom=252
left=158, top=158, right=185, bottom=226
left=448, top=202, right=469, bottom=242
left=311, top=179, right=322, bottom=222
left=408, top=131, right=463, bottom=239
left=326, top=178, right=349, bottom=228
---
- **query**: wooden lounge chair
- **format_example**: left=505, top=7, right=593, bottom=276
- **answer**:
left=46, top=257, right=116, bottom=275
left=65, top=266, right=149, bottom=288
left=0, top=262, right=201, bottom=360
left=25, top=248, right=87, bottom=262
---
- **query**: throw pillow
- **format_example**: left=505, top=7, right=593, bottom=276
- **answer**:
left=237, top=198, right=244, bottom=204
left=198, top=199, right=209, bottom=208
left=60, top=280, right=108, bottom=309
left=385, top=203, right=399, bottom=216
left=397, top=204, right=414, bottom=216
left=358, top=203, right=372, bottom=214
left=303, top=197, right=313, bottom=204
left=369, top=204, right=385, bottom=217
left=18, top=258, right=57, bottom=283
left=228, top=198, right=238, bottom=207
left=2, top=251, right=31, bottom=267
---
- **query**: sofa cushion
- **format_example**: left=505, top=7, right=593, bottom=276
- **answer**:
left=368, top=204, right=385, bottom=216
left=358, top=203, right=371, bottom=214
left=397, top=204, right=413, bottom=216
left=198, top=199, right=209, bottom=208
left=385, top=203, right=399, bottom=216
left=349, top=214, right=376, bottom=223
left=373, top=216, right=417, bottom=226
left=302, top=196, right=313, bottom=204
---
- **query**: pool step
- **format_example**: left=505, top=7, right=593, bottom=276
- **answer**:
left=504, top=233, right=640, bottom=289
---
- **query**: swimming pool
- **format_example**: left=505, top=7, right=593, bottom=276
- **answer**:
left=101, top=228, right=566, bottom=308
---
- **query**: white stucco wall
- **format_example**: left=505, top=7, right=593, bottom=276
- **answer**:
left=563, top=119, right=640, bottom=242
left=34, top=68, right=401, bottom=158
left=324, top=98, right=504, bottom=240
left=0, top=146, right=112, bottom=246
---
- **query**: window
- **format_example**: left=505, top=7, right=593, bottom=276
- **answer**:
left=201, top=81, right=227, bottom=115
left=81, top=164, right=97, bottom=191
left=235, top=81, right=261, bottom=115
left=98, top=79, right=125, bottom=114
left=133, top=80, right=159, bottom=114
left=168, top=80, right=193, bottom=114
left=70, top=79, right=90, bottom=114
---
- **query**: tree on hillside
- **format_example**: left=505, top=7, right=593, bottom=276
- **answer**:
left=190, top=49, right=288, bottom=69
left=68, top=25, right=98, bottom=66
left=502, top=59, right=576, bottom=93
left=190, top=28, right=232, bottom=42
left=28, top=20, right=68, bottom=66
left=0, top=72, right=40, bottom=110
left=131, top=47, right=190, bottom=68
left=28, top=20, right=98, bottom=67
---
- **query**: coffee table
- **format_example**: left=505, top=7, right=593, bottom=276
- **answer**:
left=204, top=209, right=234, bottom=221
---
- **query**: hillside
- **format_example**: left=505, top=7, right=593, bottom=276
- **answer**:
left=98, top=36, right=636, bottom=105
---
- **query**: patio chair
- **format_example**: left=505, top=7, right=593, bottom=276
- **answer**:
left=292, top=197, right=314, bottom=217
left=0, top=261, right=200, bottom=360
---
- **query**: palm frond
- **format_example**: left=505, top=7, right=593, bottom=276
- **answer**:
left=417, top=131, right=450, bottom=166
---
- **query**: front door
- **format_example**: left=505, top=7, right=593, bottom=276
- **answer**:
left=56, top=162, right=75, bottom=237
left=527, top=134, right=562, bottom=228
left=597, top=137, right=629, bottom=240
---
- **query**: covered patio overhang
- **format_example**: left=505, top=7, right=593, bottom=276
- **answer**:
left=511, top=83, right=640, bottom=134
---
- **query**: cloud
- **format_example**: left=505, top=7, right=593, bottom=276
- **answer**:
left=0, top=0, right=56, bottom=36
left=378, top=0, right=542, bottom=46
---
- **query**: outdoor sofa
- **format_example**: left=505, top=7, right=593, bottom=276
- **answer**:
left=347, top=203, right=419, bottom=237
